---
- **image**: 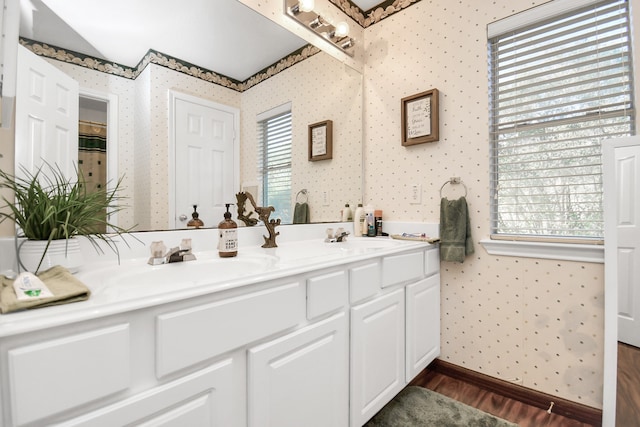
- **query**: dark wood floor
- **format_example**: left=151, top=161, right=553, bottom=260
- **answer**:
left=412, top=370, right=596, bottom=427
left=616, top=342, right=640, bottom=427
left=409, top=345, right=640, bottom=427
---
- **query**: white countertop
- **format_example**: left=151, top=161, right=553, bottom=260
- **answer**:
left=0, top=228, right=436, bottom=338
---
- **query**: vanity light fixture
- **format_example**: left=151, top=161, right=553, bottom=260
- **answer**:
left=291, top=0, right=315, bottom=14
left=334, top=21, right=350, bottom=38
left=284, top=0, right=355, bottom=57
left=309, top=15, right=329, bottom=29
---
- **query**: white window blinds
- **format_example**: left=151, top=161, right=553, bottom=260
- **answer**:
left=257, top=109, right=292, bottom=223
left=488, top=0, right=634, bottom=241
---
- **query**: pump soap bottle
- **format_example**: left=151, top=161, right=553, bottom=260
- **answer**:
left=342, top=203, right=352, bottom=222
left=218, top=204, right=238, bottom=257
left=353, top=203, right=364, bottom=237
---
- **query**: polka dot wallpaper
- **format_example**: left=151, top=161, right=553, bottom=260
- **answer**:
left=362, top=0, right=605, bottom=408
left=241, top=51, right=362, bottom=223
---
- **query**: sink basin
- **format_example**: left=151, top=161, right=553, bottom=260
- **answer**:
left=78, top=253, right=277, bottom=299
left=326, top=237, right=403, bottom=250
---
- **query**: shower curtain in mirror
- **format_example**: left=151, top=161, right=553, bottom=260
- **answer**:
left=78, top=120, right=107, bottom=233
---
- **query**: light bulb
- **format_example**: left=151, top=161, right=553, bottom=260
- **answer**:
left=334, top=21, right=350, bottom=38
left=298, top=0, right=315, bottom=12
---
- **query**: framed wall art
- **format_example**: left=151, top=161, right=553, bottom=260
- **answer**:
left=308, top=120, right=333, bottom=161
left=401, top=89, right=439, bottom=146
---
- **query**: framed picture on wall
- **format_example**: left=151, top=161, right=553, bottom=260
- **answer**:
left=401, top=89, right=439, bottom=146
left=308, top=120, right=333, bottom=161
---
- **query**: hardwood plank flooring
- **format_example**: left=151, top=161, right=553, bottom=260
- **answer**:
left=616, top=342, right=640, bottom=427
left=411, top=369, right=597, bottom=427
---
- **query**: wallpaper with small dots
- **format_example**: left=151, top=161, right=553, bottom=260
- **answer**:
left=240, top=51, right=362, bottom=222
left=363, top=0, right=605, bottom=408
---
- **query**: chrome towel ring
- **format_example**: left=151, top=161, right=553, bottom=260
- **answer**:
left=439, top=177, right=468, bottom=198
left=296, top=189, right=309, bottom=203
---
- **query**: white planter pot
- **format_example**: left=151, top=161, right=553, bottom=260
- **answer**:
left=18, top=238, right=83, bottom=274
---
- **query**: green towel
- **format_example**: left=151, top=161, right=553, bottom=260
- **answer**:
left=293, top=202, right=310, bottom=224
left=439, top=197, right=474, bottom=263
left=0, top=266, right=91, bottom=314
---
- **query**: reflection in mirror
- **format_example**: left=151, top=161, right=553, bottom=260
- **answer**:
left=16, top=0, right=362, bottom=231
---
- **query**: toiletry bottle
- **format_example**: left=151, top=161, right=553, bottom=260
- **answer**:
left=353, top=203, right=364, bottom=237
left=342, top=203, right=352, bottom=222
left=375, top=210, right=383, bottom=236
left=218, top=204, right=238, bottom=257
left=365, top=204, right=375, bottom=237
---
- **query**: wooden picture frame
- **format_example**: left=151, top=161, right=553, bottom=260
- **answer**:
left=308, top=120, right=333, bottom=161
left=401, top=89, right=439, bottom=146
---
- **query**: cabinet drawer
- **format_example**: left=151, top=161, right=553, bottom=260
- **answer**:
left=381, top=251, right=424, bottom=288
left=60, top=359, right=235, bottom=427
left=425, top=248, right=439, bottom=277
left=8, top=324, right=130, bottom=426
left=307, top=270, right=347, bottom=320
left=349, top=261, right=381, bottom=304
left=157, top=280, right=304, bottom=377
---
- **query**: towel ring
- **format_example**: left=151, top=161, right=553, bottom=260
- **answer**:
left=439, top=178, right=468, bottom=198
left=296, top=189, right=308, bottom=203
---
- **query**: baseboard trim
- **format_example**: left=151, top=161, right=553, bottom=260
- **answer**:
left=424, top=359, right=602, bottom=426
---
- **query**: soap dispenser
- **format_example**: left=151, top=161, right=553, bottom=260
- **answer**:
left=353, top=203, right=364, bottom=237
left=218, top=204, right=238, bottom=258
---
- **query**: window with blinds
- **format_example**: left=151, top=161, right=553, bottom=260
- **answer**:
left=489, top=0, right=634, bottom=242
left=257, top=109, right=292, bottom=224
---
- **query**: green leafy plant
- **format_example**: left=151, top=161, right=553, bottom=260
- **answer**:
left=0, top=163, right=134, bottom=271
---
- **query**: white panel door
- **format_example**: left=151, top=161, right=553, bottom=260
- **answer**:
left=174, top=96, right=237, bottom=228
left=350, top=288, right=405, bottom=427
left=248, top=312, right=349, bottom=427
left=15, top=45, right=79, bottom=180
left=613, top=145, right=640, bottom=348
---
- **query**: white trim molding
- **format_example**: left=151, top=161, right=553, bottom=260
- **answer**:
left=479, top=239, right=604, bottom=263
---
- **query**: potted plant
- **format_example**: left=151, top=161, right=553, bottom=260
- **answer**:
left=0, top=164, right=133, bottom=273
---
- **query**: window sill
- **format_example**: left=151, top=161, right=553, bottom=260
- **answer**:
left=479, top=239, right=604, bottom=263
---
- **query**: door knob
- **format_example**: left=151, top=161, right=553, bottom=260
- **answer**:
left=178, top=214, right=188, bottom=222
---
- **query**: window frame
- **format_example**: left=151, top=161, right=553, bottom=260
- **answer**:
left=484, top=0, right=634, bottom=258
left=257, top=103, right=293, bottom=224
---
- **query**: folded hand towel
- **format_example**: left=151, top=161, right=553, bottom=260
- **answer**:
left=439, top=197, right=474, bottom=263
left=0, top=265, right=91, bottom=314
left=293, top=202, right=310, bottom=224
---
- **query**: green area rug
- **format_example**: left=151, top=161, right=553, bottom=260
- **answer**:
left=365, top=386, right=519, bottom=427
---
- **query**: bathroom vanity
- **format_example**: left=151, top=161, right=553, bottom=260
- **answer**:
left=0, top=228, right=440, bottom=427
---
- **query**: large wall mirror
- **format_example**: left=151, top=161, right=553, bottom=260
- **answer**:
left=15, top=0, right=363, bottom=231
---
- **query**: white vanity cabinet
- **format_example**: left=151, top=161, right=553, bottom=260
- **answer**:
left=0, top=242, right=440, bottom=427
left=350, top=288, right=406, bottom=426
left=350, top=246, right=441, bottom=426
left=0, top=277, right=306, bottom=427
left=248, top=312, right=349, bottom=427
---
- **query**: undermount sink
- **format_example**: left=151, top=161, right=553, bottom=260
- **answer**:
left=78, top=253, right=277, bottom=299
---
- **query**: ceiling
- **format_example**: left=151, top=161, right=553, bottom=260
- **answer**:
left=19, top=0, right=382, bottom=82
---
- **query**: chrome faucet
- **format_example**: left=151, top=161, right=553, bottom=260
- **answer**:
left=148, top=239, right=196, bottom=265
left=325, top=227, right=350, bottom=243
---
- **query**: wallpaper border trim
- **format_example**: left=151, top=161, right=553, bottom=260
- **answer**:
left=19, top=38, right=320, bottom=93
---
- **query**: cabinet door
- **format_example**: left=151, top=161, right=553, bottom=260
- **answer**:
left=248, top=312, right=349, bottom=427
left=350, top=288, right=405, bottom=427
left=56, top=359, right=236, bottom=427
left=406, top=274, right=440, bottom=382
